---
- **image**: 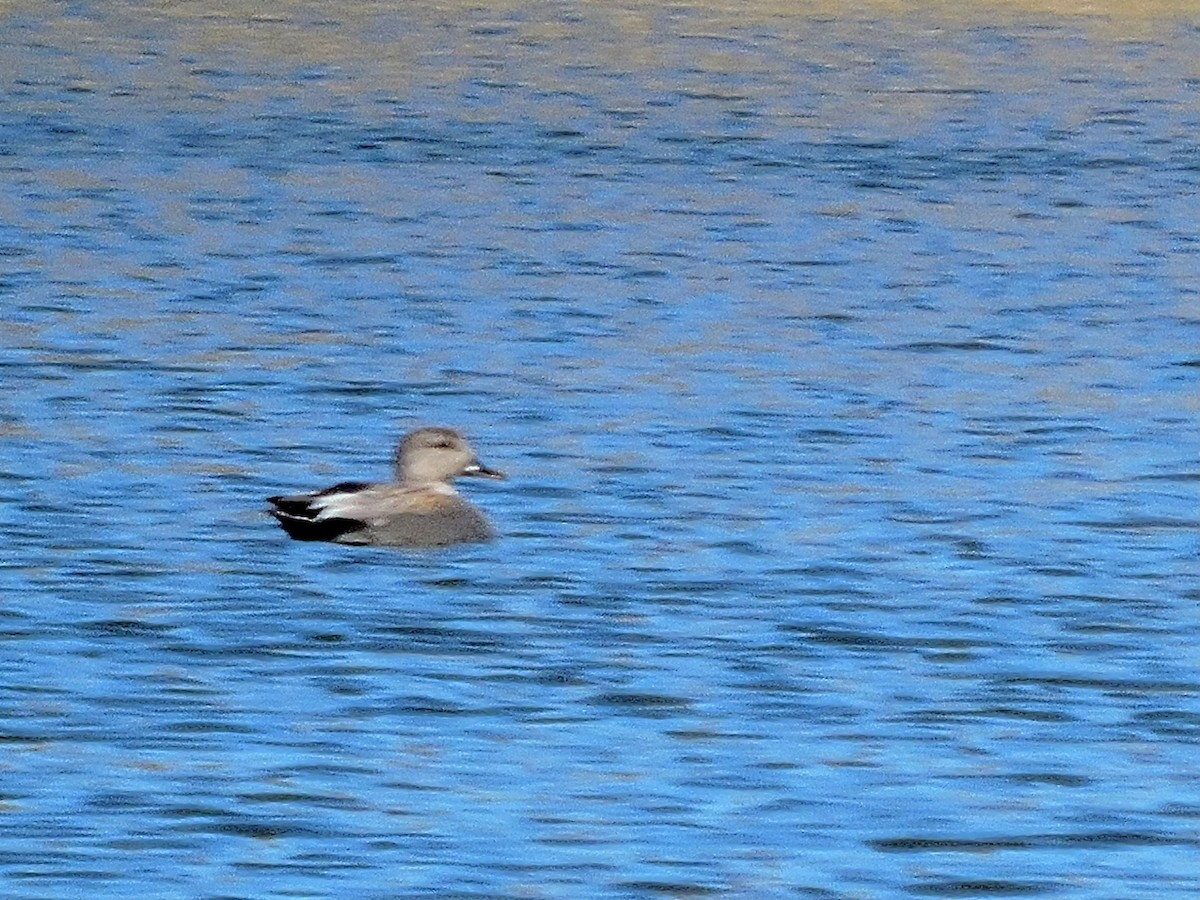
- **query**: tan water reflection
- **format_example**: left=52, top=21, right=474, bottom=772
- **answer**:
left=6, top=0, right=1196, bottom=159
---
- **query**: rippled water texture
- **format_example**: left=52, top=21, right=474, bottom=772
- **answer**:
left=2, top=2, right=1199, bottom=897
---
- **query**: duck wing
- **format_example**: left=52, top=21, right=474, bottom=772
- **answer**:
left=267, top=481, right=378, bottom=543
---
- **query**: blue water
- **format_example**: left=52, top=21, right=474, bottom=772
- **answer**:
left=2, top=4, right=1198, bottom=898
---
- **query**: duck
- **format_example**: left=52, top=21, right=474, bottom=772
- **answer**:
left=267, top=426, right=504, bottom=547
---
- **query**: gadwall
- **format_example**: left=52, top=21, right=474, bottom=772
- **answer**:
left=267, top=427, right=504, bottom=547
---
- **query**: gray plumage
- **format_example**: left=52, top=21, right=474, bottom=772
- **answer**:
left=267, top=427, right=504, bottom=548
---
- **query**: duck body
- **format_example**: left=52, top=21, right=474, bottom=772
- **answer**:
left=267, top=427, right=503, bottom=548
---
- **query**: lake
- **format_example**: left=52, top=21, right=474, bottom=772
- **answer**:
left=1, top=2, right=1198, bottom=897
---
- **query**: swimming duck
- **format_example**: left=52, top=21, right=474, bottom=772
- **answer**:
left=267, top=426, right=504, bottom=547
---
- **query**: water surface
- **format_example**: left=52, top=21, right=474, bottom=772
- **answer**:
left=2, top=3, right=1199, bottom=898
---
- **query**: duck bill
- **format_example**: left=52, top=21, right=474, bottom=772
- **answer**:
left=461, top=460, right=505, bottom=480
